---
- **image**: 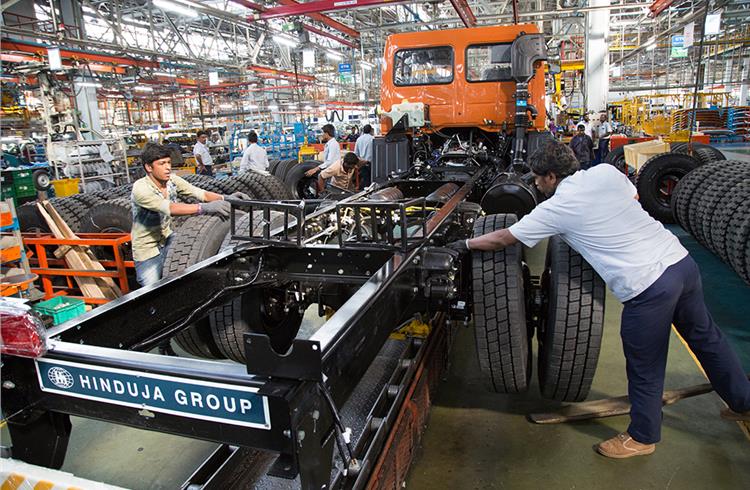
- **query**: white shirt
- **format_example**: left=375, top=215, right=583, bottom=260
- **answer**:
left=321, top=138, right=341, bottom=169
left=597, top=121, right=612, bottom=139
left=508, top=165, right=687, bottom=302
left=354, top=133, right=374, bottom=162
left=240, top=143, right=269, bottom=173
left=192, top=141, right=213, bottom=166
left=581, top=121, right=594, bottom=139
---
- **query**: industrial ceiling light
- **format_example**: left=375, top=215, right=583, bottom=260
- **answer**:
left=326, top=51, right=344, bottom=61
left=268, top=104, right=279, bottom=110
left=134, top=85, right=154, bottom=92
left=77, top=81, right=102, bottom=88
left=646, top=43, right=656, bottom=51
left=153, top=0, right=199, bottom=18
left=360, top=60, right=374, bottom=70
left=154, top=71, right=177, bottom=78
left=304, top=105, right=312, bottom=110
left=273, top=35, right=299, bottom=48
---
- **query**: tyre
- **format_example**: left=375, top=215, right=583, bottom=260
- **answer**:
left=71, top=192, right=106, bottom=208
left=268, top=159, right=282, bottom=175
left=235, top=173, right=273, bottom=200
left=692, top=162, right=749, bottom=251
left=48, top=197, right=89, bottom=233
left=32, top=169, right=50, bottom=191
left=603, top=146, right=635, bottom=178
left=80, top=198, right=133, bottom=260
left=672, top=142, right=725, bottom=166
left=249, top=171, right=293, bottom=200
left=109, top=184, right=134, bottom=199
left=710, top=179, right=750, bottom=263
left=17, top=203, right=50, bottom=233
left=726, top=186, right=750, bottom=285
left=284, top=162, right=320, bottom=199
left=671, top=161, right=727, bottom=232
left=538, top=236, right=605, bottom=402
left=636, top=153, right=701, bottom=223
left=275, top=159, right=299, bottom=182
left=471, top=213, right=530, bottom=393
left=162, top=215, right=231, bottom=358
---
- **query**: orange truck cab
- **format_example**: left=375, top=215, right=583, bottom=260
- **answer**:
left=380, top=24, right=547, bottom=134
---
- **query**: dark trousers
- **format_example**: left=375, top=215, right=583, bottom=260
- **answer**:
left=197, top=165, right=214, bottom=177
left=594, top=138, right=609, bottom=164
left=621, top=255, right=750, bottom=444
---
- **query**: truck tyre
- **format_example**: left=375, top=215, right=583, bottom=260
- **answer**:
left=603, top=146, right=635, bottom=179
left=671, top=161, right=725, bottom=232
left=692, top=162, right=749, bottom=250
left=48, top=197, right=88, bottom=233
left=710, top=179, right=750, bottom=263
left=636, top=153, right=700, bottom=223
left=17, top=204, right=50, bottom=233
left=471, top=213, right=530, bottom=393
left=274, top=159, right=297, bottom=182
left=726, top=189, right=750, bottom=285
left=108, top=184, right=134, bottom=199
left=162, top=215, right=231, bottom=359
left=538, top=236, right=605, bottom=402
left=251, top=171, right=293, bottom=200
left=33, top=169, right=50, bottom=191
left=210, top=211, right=297, bottom=362
left=70, top=192, right=106, bottom=208
left=672, top=142, right=725, bottom=166
left=80, top=198, right=133, bottom=260
left=284, top=162, right=320, bottom=199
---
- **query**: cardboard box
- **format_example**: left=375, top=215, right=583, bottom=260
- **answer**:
left=624, top=140, right=670, bottom=171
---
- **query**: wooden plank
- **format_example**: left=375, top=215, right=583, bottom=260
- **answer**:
left=41, top=201, right=121, bottom=299
left=36, top=203, right=104, bottom=299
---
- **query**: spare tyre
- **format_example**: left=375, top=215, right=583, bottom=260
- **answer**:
left=636, top=152, right=701, bottom=223
left=710, top=178, right=750, bottom=263
left=17, top=203, right=50, bottom=234
left=670, top=161, right=727, bottom=232
left=538, top=236, right=606, bottom=402
left=162, top=215, right=231, bottom=359
left=32, top=169, right=51, bottom=191
left=603, top=145, right=635, bottom=179
left=80, top=198, right=133, bottom=260
left=672, top=142, right=725, bottom=166
left=471, top=213, right=530, bottom=393
left=284, top=161, right=320, bottom=199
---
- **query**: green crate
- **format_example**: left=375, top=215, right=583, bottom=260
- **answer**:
left=14, top=184, right=36, bottom=197
left=12, top=169, right=32, bottom=180
left=1, top=184, right=15, bottom=199
left=12, top=176, right=34, bottom=188
left=34, top=297, right=86, bottom=325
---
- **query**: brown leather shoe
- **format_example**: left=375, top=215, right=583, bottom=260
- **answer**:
left=596, top=432, right=655, bottom=459
left=720, top=408, right=750, bottom=422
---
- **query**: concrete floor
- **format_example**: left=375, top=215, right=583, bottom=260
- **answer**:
left=406, top=229, right=750, bottom=489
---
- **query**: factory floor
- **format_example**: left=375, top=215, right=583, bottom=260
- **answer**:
left=406, top=227, right=750, bottom=489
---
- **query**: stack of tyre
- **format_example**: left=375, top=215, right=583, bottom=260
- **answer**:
left=604, top=142, right=726, bottom=223
left=671, top=160, right=750, bottom=285
left=270, top=158, right=321, bottom=199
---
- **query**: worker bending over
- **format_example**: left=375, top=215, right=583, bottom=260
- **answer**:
left=305, top=152, right=361, bottom=190
left=451, top=141, right=750, bottom=458
left=131, top=143, right=247, bottom=287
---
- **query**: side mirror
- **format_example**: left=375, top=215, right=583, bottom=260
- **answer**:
left=511, top=34, right=548, bottom=83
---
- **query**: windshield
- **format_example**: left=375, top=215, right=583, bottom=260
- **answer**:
left=466, top=43, right=512, bottom=82
left=393, top=47, right=453, bottom=86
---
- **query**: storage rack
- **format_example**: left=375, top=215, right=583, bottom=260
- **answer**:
left=46, top=139, right=130, bottom=194
left=0, top=199, right=36, bottom=298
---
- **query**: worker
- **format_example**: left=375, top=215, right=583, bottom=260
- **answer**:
left=193, top=130, right=213, bottom=176
left=239, top=131, right=269, bottom=173
left=304, top=152, right=361, bottom=190
left=449, top=141, right=750, bottom=458
left=131, top=143, right=246, bottom=289
left=569, top=124, right=595, bottom=169
left=320, top=124, right=341, bottom=170
left=594, top=113, right=613, bottom=164
left=580, top=113, right=594, bottom=139
left=354, top=124, right=374, bottom=164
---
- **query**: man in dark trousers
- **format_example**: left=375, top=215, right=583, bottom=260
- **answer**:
left=450, top=141, right=750, bottom=458
left=569, top=123, right=594, bottom=169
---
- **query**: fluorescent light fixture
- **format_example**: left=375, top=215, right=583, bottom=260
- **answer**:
left=134, top=85, right=154, bottom=92
left=326, top=51, right=344, bottom=61
left=644, top=36, right=656, bottom=46
left=303, top=49, right=315, bottom=68
left=304, top=105, right=312, bottom=110
left=273, top=35, right=299, bottom=48
left=77, top=81, right=102, bottom=88
left=319, top=105, right=327, bottom=111
left=219, top=103, right=233, bottom=109
left=47, top=47, right=62, bottom=70
left=328, top=87, right=336, bottom=97
left=154, top=71, right=177, bottom=78
left=153, top=0, right=198, bottom=18
left=246, top=104, right=258, bottom=109
left=268, top=104, right=279, bottom=110
left=286, top=103, right=297, bottom=108
left=360, top=60, right=374, bottom=70
left=359, top=91, right=366, bottom=101
left=646, top=44, right=656, bottom=51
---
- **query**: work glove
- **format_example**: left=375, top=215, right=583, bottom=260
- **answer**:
left=224, top=192, right=252, bottom=201
left=198, top=200, right=231, bottom=218
left=446, top=239, right=470, bottom=253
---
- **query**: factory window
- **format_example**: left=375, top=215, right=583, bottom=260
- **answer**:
left=393, top=47, right=454, bottom=86
left=466, top=44, right=513, bottom=82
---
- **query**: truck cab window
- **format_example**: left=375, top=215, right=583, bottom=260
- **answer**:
left=394, top=47, right=454, bottom=86
left=467, top=44, right=512, bottom=82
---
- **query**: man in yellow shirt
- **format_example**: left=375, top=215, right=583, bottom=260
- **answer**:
left=305, top=152, right=361, bottom=190
left=131, top=143, right=246, bottom=287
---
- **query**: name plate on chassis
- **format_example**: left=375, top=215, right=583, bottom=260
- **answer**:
left=35, top=358, right=271, bottom=430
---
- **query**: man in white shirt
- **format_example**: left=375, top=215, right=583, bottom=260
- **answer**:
left=306, top=124, right=341, bottom=178
left=193, top=130, right=213, bottom=176
left=450, top=141, right=750, bottom=457
left=595, top=113, right=613, bottom=164
left=580, top=113, right=594, bottom=140
left=239, top=131, right=269, bottom=173
left=354, top=124, right=374, bottom=163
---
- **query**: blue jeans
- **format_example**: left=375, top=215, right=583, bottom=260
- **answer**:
left=621, top=255, right=750, bottom=443
left=134, top=235, right=173, bottom=287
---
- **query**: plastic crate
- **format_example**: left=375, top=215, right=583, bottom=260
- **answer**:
left=51, top=178, right=80, bottom=197
left=34, top=296, right=86, bottom=325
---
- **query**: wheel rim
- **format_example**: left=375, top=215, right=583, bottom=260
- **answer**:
left=657, top=173, right=681, bottom=206
left=37, top=173, right=50, bottom=189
